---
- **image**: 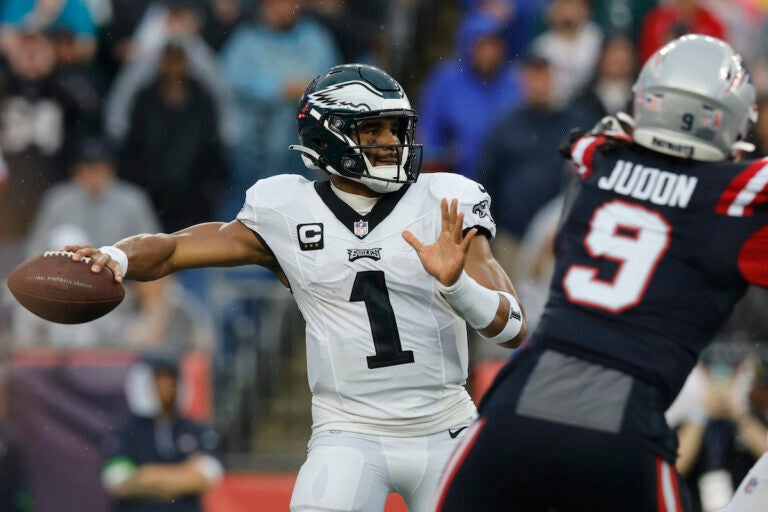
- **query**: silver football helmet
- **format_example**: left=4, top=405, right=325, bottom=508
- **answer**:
left=632, top=35, right=757, bottom=161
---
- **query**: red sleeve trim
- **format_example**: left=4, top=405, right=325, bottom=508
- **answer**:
left=739, top=225, right=768, bottom=287
left=571, top=135, right=606, bottom=180
left=716, top=158, right=768, bottom=217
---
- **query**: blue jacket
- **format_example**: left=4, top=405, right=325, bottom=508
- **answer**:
left=1, top=0, right=95, bottom=37
left=478, top=104, right=591, bottom=237
left=417, top=13, right=522, bottom=180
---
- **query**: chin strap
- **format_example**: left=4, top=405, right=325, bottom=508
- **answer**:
left=732, top=140, right=756, bottom=155
left=616, top=111, right=636, bottom=128
left=590, top=114, right=633, bottom=139
left=289, top=144, right=323, bottom=170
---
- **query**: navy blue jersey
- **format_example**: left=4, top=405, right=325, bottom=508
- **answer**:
left=536, top=134, right=768, bottom=407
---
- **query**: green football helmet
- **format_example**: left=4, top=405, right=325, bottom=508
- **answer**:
left=290, top=64, right=422, bottom=193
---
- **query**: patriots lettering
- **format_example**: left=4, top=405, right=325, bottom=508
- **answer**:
left=651, top=136, right=694, bottom=158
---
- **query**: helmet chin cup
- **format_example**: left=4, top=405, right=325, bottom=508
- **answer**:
left=359, top=174, right=405, bottom=193
left=358, top=164, right=405, bottom=193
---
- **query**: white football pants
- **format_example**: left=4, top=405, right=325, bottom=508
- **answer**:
left=719, top=452, right=768, bottom=512
left=290, top=425, right=470, bottom=512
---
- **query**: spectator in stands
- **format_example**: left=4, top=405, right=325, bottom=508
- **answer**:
left=671, top=343, right=767, bottom=512
left=476, top=53, right=590, bottom=273
left=638, top=0, right=726, bottom=64
left=101, top=354, right=222, bottom=512
left=217, top=0, right=340, bottom=218
left=747, top=19, right=768, bottom=96
left=509, top=194, right=563, bottom=333
left=569, top=33, right=636, bottom=126
left=590, top=0, right=656, bottom=42
left=200, top=0, right=242, bottom=53
left=105, top=0, right=237, bottom=147
left=14, top=137, right=160, bottom=348
left=0, top=420, right=30, bottom=512
left=0, top=0, right=97, bottom=61
left=122, top=276, right=216, bottom=356
left=119, top=41, right=226, bottom=233
left=704, top=0, right=763, bottom=66
left=0, top=359, right=32, bottom=512
left=529, top=0, right=603, bottom=106
left=460, top=0, right=549, bottom=61
left=417, top=11, right=522, bottom=179
left=0, top=29, right=101, bottom=271
left=49, top=25, right=105, bottom=93
left=305, top=0, right=378, bottom=64
left=745, top=95, right=768, bottom=157
left=81, top=0, right=112, bottom=28
left=25, top=137, right=159, bottom=264
left=99, top=0, right=153, bottom=76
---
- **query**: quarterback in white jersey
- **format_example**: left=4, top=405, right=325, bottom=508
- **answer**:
left=67, top=64, right=526, bottom=512
left=237, top=172, right=495, bottom=436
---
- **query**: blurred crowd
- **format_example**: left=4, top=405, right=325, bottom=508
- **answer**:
left=0, top=0, right=400, bottom=354
left=1, top=0, right=768, bottom=510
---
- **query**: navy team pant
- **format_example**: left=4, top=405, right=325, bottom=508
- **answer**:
left=434, top=412, right=691, bottom=511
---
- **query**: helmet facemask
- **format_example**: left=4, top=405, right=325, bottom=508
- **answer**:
left=337, top=110, right=422, bottom=193
left=295, top=108, right=423, bottom=193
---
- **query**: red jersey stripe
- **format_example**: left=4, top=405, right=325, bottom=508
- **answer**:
left=716, top=158, right=768, bottom=216
left=572, top=136, right=606, bottom=180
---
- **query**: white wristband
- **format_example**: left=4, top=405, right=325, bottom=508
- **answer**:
left=438, top=271, right=499, bottom=330
left=193, top=454, right=225, bottom=485
left=98, top=245, right=128, bottom=277
left=480, top=291, right=523, bottom=344
left=101, top=457, right=136, bottom=490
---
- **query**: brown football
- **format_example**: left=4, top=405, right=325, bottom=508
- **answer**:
left=6, top=251, right=125, bottom=324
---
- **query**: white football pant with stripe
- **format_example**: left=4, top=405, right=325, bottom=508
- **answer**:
left=718, top=452, right=768, bottom=512
left=290, top=426, right=468, bottom=512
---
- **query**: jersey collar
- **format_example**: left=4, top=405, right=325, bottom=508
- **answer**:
left=314, top=180, right=411, bottom=239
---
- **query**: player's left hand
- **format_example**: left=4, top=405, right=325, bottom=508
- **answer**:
left=403, top=198, right=477, bottom=286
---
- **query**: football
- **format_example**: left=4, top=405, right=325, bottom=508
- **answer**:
left=6, top=251, right=125, bottom=324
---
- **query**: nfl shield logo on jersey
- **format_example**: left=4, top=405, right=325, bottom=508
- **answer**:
left=354, top=220, right=369, bottom=238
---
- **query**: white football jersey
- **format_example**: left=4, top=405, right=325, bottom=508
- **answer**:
left=237, top=173, right=497, bottom=436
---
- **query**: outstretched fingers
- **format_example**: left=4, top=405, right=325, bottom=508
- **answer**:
left=440, top=198, right=450, bottom=234
left=461, top=227, right=478, bottom=251
left=402, top=230, right=424, bottom=253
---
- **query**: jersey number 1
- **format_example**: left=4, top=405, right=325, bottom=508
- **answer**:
left=351, top=271, right=415, bottom=369
left=562, top=201, right=671, bottom=313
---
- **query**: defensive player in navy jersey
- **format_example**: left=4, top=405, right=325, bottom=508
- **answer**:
left=435, top=35, right=768, bottom=511
left=58, top=64, right=527, bottom=512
